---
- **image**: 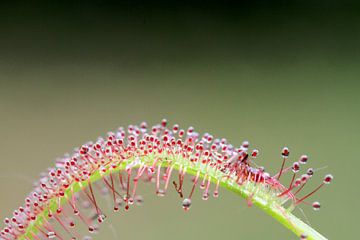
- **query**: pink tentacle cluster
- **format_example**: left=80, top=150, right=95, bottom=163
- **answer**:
left=0, top=119, right=333, bottom=240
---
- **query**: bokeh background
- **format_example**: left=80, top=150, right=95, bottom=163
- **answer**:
left=0, top=1, right=359, bottom=239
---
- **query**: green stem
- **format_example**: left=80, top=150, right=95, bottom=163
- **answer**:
left=20, top=157, right=327, bottom=240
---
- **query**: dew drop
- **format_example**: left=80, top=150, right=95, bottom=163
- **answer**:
left=307, top=168, right=314, bottom=177
left=323, top=174, right=333, bottom=184
left=292, top=162, right=300, bottom=173
left=148, top=167, right=155, bottom=174
left=251, top=149, right=259, bottom=158
left=161, top=118, right=167, bottom=127
left=97, top=214, right=106, bottom=223
left=156, top=189, right=165, bottom=197
left=299, top=155, right=308, bottom=164
left=88, top=226, right=96, bottom=233
left=242, top=141, right=249, bottom=149
left=301, top=174, right=309, bottom=183
left=202, top=193, right=209, bottom=201
left=213, top=191, right=219, bottom=198
left=47, top=232, right=56, bottom=239
left=182, top=198, right=191, bottom=211
left=69, top=221, right=75, bottom=228
left=282, top=147, right=290, bottom=157
left=125, top=205, right=130, bottom=211
left=312, top=201, right=321, bottom=211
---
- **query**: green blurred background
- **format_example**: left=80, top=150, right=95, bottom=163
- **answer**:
left=0, top=1, right=359, bottom=239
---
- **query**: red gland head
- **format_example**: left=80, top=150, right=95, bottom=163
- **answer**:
left=299, top=155, right=308, bottom=164
left=323, top=174, right=333, bottom=184
left=312, top=201, right=321, bottom=211
left=292, top=162, right=300, bottom=173
left=281, top=147, right=290, bottom=157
